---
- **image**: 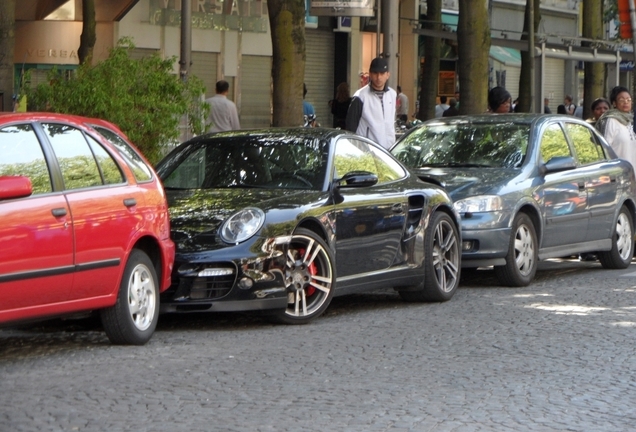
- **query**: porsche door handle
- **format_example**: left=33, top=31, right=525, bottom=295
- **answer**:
left=392, top=203, right=404, bottom=214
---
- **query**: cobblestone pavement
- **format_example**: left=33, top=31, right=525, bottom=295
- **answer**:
left=2, top=258, right=636, bottom=432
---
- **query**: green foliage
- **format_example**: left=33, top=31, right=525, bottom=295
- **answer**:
left=25, top=38, right=207, bottom=164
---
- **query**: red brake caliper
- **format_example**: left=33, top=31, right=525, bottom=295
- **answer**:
left=299, top=248, right=317, bottom=296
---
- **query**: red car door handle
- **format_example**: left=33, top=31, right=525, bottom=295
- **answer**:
left=123, top=198, right=137, bottom=207
left=51, top=208, right=67, bottom=217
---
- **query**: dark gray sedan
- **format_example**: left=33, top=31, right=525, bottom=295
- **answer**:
left=392, top=113, right=636, bottom=287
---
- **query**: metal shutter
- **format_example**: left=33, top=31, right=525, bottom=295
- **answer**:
left=128, top=48, right=159, bottom=60
left=190, top=51, right=219, bottom=98
left=305, top=28, right=335, bottom=128
left=543, top=57, right=565, bottom=111
left=241, top=55, right=272, bottom=129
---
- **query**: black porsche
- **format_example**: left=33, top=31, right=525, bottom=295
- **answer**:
left=155, top=128, right=461, bottom=324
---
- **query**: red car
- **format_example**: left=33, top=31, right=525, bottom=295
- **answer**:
left=0, top=113, right=174, bottom=345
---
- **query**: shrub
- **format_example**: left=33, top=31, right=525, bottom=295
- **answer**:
left=26, top=38, right=207, bottom=164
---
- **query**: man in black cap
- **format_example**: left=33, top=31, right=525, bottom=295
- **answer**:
left=345, top=57, right=397, bottom=149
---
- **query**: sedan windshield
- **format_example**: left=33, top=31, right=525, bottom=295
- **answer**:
left=158, top=135, right=329, bottom=190
left=392, top=123, right=530, bottom=169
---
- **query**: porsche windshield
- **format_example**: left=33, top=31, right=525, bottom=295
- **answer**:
left=392, top=122, right=530, bottom=169
left=159, top=135, right=330, bottom=190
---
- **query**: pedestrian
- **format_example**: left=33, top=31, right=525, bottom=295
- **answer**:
left=596, top=86, right=636, bottom=171
left=564, top=95, right=576, bottom=115
left=544, top=98, right=552, bottom=114
left=435, top=96, right=450, bottom=118
left=303, top=83, right=317, bottom=126
left=396, top=85, right=409, bottom=123
left=330, top=82, right=352, bottom=129
left=488, top=86, right=512, bottom=114
left=557, top=104, right=567, bottom=114
left=442, top=98, right=459, bottom=117
left=574, top=100, right=584, bottom=118
left=454, top=91, right=460, bottom=109
left=589, top=97, right=610, bottom=123
left=206, top=80, right=240, bottom=132
left=346, top=57, right=397, bottom=149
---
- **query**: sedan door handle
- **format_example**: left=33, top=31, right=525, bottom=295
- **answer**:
left=51, top=208, right=67, bottom=217
left=123, top=198, right=137, bottom=207
left=392, top=203, right=404, bottom=214
left=578, top=182, right=585, bottom=191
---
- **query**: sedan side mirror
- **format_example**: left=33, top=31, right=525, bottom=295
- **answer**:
left=335, top=171, right=379, bottom=188
left=0, top=176, right=33, bottom=200
left=541, top=156, right=576, bottom=175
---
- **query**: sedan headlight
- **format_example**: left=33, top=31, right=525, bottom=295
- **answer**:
left=453, top=195, right=503, bottom=213
left=220, top=207, right=265, bottom=244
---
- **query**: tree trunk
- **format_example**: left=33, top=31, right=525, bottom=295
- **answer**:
left=417, top=0, right=442, bottom=121
left=457, top=0, right=490, bottom=114
left=78, top=0, right=96, bottom=65
left=517, top=0, right=540, bottom=113
left=582, top=0, right=605, bottom=120
left=0, top=0, right=15, bottom=112
left=267, top=0, right=305, bottom=127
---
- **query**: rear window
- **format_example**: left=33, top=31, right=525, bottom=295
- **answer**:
left=92, top=125, right=153, bottom=182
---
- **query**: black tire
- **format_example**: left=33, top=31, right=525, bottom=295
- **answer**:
left=598, top=206, right=633, bottom=269
left=494, top=213, right=537, bottom=287
left=270, top=228, right=335, bottom=324
left=100, top=250, right=159, bottom=345
left=399, top=211, right=460, bottom=302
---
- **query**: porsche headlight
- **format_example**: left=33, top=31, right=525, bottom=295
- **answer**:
left=453, top=195, right=503, bottom=213
left=220, top=207, right=265, bottom=243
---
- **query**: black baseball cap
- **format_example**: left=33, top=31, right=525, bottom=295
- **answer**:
left=369, top=57, right=389, bottom=73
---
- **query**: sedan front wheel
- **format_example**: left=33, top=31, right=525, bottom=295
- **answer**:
left=494, top=213, right=537, bottom=287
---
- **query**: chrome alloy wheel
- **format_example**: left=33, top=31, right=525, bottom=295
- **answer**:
left=127, top=263, right=156, bottom=331
left=284, top=233, right=334, bottom=319
left=431, top=218, right=460, bottom=292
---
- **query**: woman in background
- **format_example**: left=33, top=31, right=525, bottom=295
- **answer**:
left=588, top=97, right=610, bottom=124
left=487, top=86, right=512, bottom=114
left=330, top=82, right=352, bottom=129
left=596, top=86, right=636, bottom=172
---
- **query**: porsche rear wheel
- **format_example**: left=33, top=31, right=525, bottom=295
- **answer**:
left=271, top=228, right=335, bottom=324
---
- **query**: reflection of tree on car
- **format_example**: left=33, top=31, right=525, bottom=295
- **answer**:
left=157, top=128, right=462, bottom=324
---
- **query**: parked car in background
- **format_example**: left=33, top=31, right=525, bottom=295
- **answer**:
left=0, top=113, right=175, bottom=345
left=155, top=128, right=461, bottom=324
left=391, top=113, right=636, bottom=287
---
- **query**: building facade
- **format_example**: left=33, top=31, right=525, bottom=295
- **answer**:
left=11, top=0, right=631, bottom=128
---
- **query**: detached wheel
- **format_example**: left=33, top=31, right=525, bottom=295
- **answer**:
left=100, top=250, right=159, bottom=345
left=598, top=206, right=633, bottom=269
left=271, top=228, right=335, bottom=324
left=494, top=213, right=537, bottom=287
left=399, top=211, right=460, bottom=302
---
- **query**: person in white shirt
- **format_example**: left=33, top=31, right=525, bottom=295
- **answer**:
left=345, top=57, right=397, bottom=149
left=435, top=96, right=450, bottom=118
left=206, top=80, right=240, bottom=133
